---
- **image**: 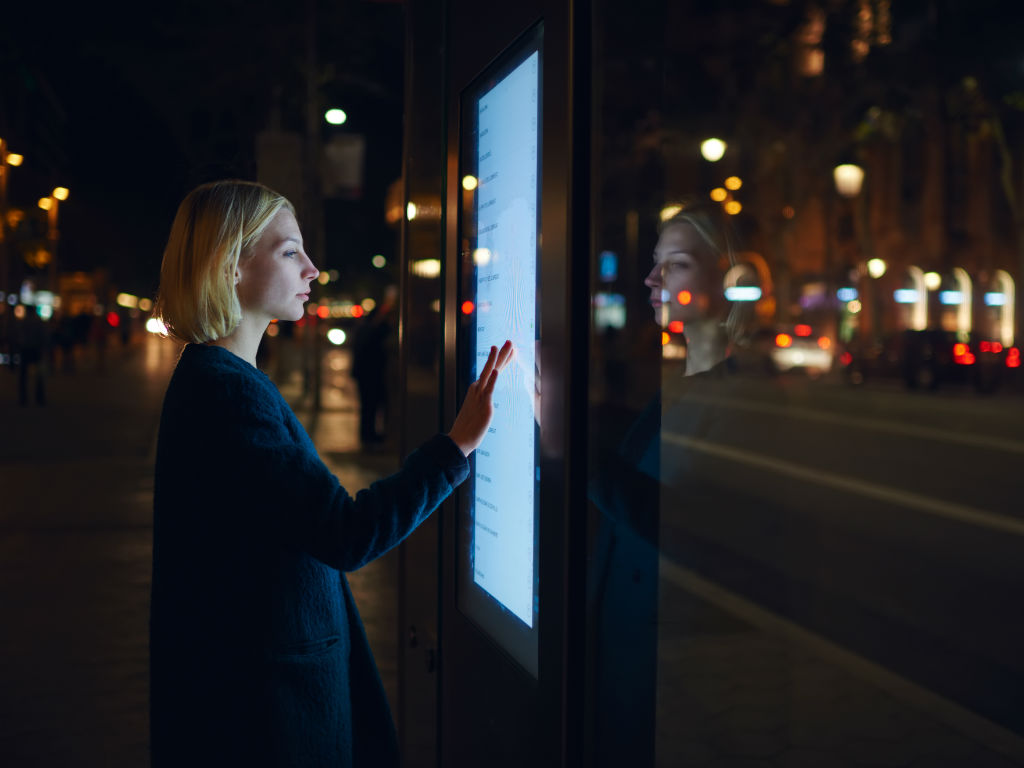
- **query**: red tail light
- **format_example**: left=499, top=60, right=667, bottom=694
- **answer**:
left=953, top=342, right=974, bottom=365
left=817, top=337, right=831, bottom=350
left=980, top=341, right=992, bottom=352
left=794, top=324, right=812, bottom=337
left=776, top=333, right=793, bottom=348
left=840, top=351, right=853, bottom=366
left=668, top=320, right=684, bottom=334
left=1008, top=347, right=1021, bottom=369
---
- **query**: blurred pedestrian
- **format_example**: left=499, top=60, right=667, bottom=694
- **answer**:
left=150, top=179, right=512, bottom=768
left=13, top=305, right=50, bottom=406
left=351, top=292, right=395, bottom=446
left=53, top=310, right=77, bottom=374
left=90, top=311, right=109, bottom=372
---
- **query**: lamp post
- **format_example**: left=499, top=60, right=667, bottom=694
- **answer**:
left=1, top=138, right=25, bottom=297
left=38, top=186, right=69, bottom=293
left=1, top=139, right=24, bottom=360
left=831, top=162, right=865, bottom=344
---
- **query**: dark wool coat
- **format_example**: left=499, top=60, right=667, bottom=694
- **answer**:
left=150, top=343, right=468, bottom=767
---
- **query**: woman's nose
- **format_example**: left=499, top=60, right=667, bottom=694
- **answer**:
left=643, top=264, right=661, bottom=288
left=301, top=256, right=319, bottom=281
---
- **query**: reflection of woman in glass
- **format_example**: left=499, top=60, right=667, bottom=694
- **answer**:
left=645, top=203, right=747, bottom=379
left=589, top=202, right=749, bottom=765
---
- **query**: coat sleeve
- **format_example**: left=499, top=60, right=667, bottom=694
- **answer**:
left=217, top=377, right=469, bottom=572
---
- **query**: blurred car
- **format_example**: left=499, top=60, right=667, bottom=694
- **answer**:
left=839, top=329, right=1018, bottom=393
left=746, top=323, right=834, bottom=376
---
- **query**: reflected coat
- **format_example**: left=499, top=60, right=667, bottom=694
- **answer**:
left=150, top=343, right=468, bottom=767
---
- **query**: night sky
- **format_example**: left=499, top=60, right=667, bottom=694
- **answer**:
left=2, top=0, right=405, bottom=299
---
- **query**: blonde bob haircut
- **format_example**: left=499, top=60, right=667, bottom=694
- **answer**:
left=155, top=180, right=295, bottom=344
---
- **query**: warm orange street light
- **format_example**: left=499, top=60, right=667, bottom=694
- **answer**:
left=37, top=187, right=69, bottom=290
left=1, top=138, right=26, bottom=295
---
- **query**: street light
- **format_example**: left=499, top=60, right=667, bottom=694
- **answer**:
left=701, top=138, right=727, bottom=162
left=1, top=138, right=26, bottom=298
left=38, top=186, right=69, bottom=291
left=833, top=163, right=865, bottom=198
left=324, top=108, right=347, bottom=125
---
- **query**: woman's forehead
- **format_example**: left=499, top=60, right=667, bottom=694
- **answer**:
left=657, top=221, right=707, bottom=253
left=257, top=209, right=302, bottom=248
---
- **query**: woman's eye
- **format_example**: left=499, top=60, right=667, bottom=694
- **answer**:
left=284, top=250, right=298, bottom=258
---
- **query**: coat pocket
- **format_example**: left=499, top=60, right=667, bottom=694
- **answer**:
left=264, top=633, right=352, bottom=767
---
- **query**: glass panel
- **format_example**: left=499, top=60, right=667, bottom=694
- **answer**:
left=586, top=2, right=1024, bottom=766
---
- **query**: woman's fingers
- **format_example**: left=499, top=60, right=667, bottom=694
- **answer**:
left=483, top=366, right=500, bottom=398
left=478, top=345, right=498, bottom=383
left=496, top=339, right=514, bottom=371
left=479, top=340, right=513, bottom=384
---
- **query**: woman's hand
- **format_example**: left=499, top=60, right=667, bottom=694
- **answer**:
left=448, top=340, right=514, bottom=457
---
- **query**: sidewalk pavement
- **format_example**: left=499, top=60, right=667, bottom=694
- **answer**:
left=0, top=334, right=399, bottom=767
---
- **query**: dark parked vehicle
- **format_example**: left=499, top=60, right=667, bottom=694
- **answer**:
left=840, top=329, right=1018, bottom=393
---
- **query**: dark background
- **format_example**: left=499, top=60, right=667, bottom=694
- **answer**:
left=1, top=0, right=405, bottom=299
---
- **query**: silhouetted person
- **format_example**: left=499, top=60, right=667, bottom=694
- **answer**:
left=13, top=306, right=49, bottom=406
left=53, top=311, right=77, bottom=374
left=351, top=295, right=394, bottom=446
left=150, top=180, right=513, bottom=768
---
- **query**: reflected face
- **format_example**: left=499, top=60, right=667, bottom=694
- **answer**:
left=644, top=222, right=715, bottom=326
left=236, top=209, right=319, bottom=324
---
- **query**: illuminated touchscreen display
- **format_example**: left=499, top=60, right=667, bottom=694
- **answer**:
left=471, top=49, right=539, bottom=627
left=458, top=27, right=541, bottom=675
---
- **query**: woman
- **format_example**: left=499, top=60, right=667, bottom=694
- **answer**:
left=644, top=203, right=749, bottom=380
left=149, top=180, right=512, bottom=767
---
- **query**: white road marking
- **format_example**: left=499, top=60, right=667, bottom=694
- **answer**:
left=660, top=558, right=1024, bottom=762
left=662, top=431, right=1024, bottom=536
left=680, top=392, right=1024, bottom=455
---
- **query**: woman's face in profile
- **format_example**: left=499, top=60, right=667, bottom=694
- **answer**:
left=236, top=209, right=320, bottom=325
left=644, top=221, right=716, bottom=327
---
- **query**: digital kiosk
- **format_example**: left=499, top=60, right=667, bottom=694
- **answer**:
left=456, top=26, right=543, bottom=678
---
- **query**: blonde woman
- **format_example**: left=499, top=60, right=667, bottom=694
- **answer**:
left=150, top=180, right=511, bottom=767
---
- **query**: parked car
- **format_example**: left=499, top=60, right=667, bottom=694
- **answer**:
left=745, top=323, right=834, bottom=376
left=839, top=329, right=1018, bottom=393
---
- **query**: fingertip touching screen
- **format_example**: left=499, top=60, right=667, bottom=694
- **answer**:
left=457, top=23, right=542, bottom=678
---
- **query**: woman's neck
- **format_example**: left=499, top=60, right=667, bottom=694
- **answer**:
left=208, top=317, right=268, bottom=368
left=683, top=319, right=729, bottom=376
